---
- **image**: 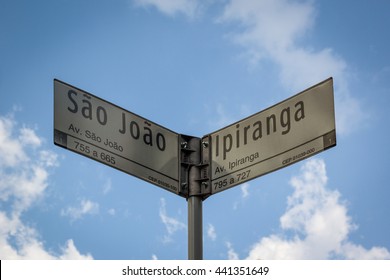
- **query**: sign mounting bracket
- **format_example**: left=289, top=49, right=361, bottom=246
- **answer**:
left=179, top=135, right=211, bottom=200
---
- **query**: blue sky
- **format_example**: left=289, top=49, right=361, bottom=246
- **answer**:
left=1, top=0, right=390, bottom=260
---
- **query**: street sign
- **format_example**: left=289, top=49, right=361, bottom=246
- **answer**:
left=207, top=78, right=336, bottom=194
left=54, top=79, right=180, bottom=195
left=54, top=77, right=337, bottom=260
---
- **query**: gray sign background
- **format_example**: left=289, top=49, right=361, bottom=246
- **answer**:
left=54, top=79, right=180, bottom=194
left=208, top=78, right=336, bottom=194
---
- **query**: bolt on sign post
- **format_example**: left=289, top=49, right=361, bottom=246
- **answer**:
left=54, top=77, right=336, bottom=260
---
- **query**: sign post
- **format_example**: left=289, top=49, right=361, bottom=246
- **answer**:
left=54, top=78, right=336, bottom=260
left=188, top=196, right=203, bottom=260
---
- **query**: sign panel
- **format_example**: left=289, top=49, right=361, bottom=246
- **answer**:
left=54, top=79, right=180, bottom=195
left=207, top=78, right=336, bottom=194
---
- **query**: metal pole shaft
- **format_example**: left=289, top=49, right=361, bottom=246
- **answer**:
left=188, top=195, right=203, bottom=260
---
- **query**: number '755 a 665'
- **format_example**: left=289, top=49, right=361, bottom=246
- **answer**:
left=74, top=140, right=115, bottom=165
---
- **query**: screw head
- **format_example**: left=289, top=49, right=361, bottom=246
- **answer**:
left=181, top=142, right=188, bottom=149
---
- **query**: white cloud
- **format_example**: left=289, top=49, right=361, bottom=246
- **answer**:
left=159, top=198, right=186, bottom=243
left=102, top=178, right=112, bottom=195
left=207, top=223, right=217, bottom=241
left=59, top=240, right=93, bottom=260
left=219, top=0, right=315, bottom=51
left=133, top=0, right=201, bottom=18
left=219, top=0, right=331, bottom=89
left=39, top=150, right=59, bottom=167
left=226, top=241, right=239, bottom=260
left=61, top=199, right=100, bottom=221
left=219, top=0, right=366, bottom=135
left=131, top=0, right=367, bottom=135
left=241, top=183, right=250, bottom=199
left=0, top=117, right=55, bottom=214
left=246, top=158, right=390, bottom=260
left=0, top=116, right=26, bottom=167
left=19, top=127, right=42, bottom=147
left=339, top=243, right=390, bottom=260
left=0, top=114, right=92, bottom=259
left=233, top=183, right=251, bottom=210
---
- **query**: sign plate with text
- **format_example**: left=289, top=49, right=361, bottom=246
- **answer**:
left=54, top=79, right=180, bottom=195
left=207, top=78, right=336, bottom=194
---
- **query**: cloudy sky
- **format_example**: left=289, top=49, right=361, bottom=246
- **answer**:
left=1, top=0, right=390, bottom=260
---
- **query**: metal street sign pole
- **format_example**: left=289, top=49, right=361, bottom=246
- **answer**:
left=180, top=135, right=209, bottom=260
left=188, top=196, right=203, bottom=260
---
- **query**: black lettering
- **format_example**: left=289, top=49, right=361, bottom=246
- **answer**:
left=235, top=124, right=240, bottom=148
left=215, top=135, right=219, bottom=157
left=119, top=112, right=126, bottom=134
left=130, top=121, right=140, bottom=139
left=156, top=133, right=166, bottom=151
left=213, top=99, right=307, bottom=159
left=266, top=114, right=276, bottom=135
left=252, top=121, right=262, bottom=140
left=81, top=95, right=92, bottom=120
left=143, top=127, right=153, bottom=146
left=67, top=90, right=78, bottom=113
left=280, top=107, right=291, bottom=135
left=223, top=134, right=232, bottom=160
left=295, top=101, right=305, bottom=121
left=96, top=106, right=107, bottom=125
left=243, top=125, right=250, bottom=145
left=119, top=116, right=168, bottom=153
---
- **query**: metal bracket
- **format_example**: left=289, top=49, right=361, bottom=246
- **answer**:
left=199, top=135, right=211, bottom=200
left=179, top=135, right=211, bottom=199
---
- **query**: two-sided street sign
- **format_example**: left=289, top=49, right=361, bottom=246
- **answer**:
left=206, top=77, right=336, bottom=194
left=54, top=78, right=336, bottom=198
left=54, top=79, right=180, bottom=195
left=54, top=78, right=336, bottom=260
